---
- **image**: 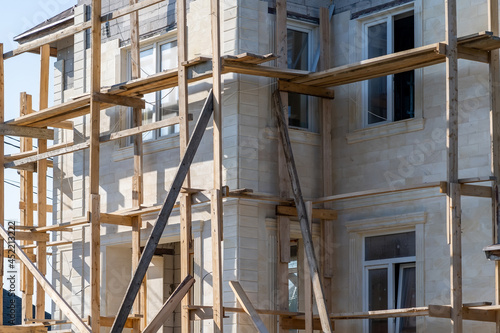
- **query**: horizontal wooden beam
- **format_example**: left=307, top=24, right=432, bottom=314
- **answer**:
left=0, top=124, right=54, bottom=139
left=429, top=304, right=500, bottom=322
left=100, top=213, right=133, bottom=227
left=460, top=184, right=493, bottom=198
left=4, top=21, right=92, bottom=59
left=278, top=80, right=335, bottom=99
left=99, top=316, right=141, bottom=328
left=222, top=59, right=310, bottom=80
left=52, top=121, right=74, bottom=130
left=13, top=231, right=49, bottom=242
left=92, top=92, right=145, bottom=109
left=280, top=317, right=326, bottom=330
left=457, top=46, right=489, bottom=63
left=0, top=224, right=91, bottom=333
left=143, top=275, right=195, bottom=333
left=5, top=142, right=89, bottom=169
left=100, top=115, right=192, bottom=142
left=5, top=141, right=75, bottom=163
left=19, top=202, right=53, bottom=213
left=28, top=47, right=58, bottom=58
left=31, top=213, right=90, bottom=232
left=222, top=186, right=294, bottom=204
left=276, top=205, right=337, bottom=220
left=21, top=240, right=72, bottom=249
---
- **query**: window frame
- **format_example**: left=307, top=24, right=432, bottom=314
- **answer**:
left=286, top=19, right=319, bottom=132
left=362, top=231, right=416, bottom=333
left=361, top=8, right=414, bottom=127
left=125, top=35, right=179, bottom=143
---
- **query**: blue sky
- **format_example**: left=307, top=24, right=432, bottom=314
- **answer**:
left=0, top=1, right=77, bottom=222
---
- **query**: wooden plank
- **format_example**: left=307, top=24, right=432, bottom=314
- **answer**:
left=276, top=205, right=337, bottom=220
left=273, top=91, right=333, bottom=333
left=100, top=213, right=133, bottom=227
left=0, top=224, right=91, bottom=332
left=229, top=281, right=269, bottom=333
left=52, top=121, right=74, bottom=130
left=278, top=80, right=335, bottom=99
left=291, top=43, right=446, bottom=86
left=457, top=46, right=489, bottom=63
left=13, top=231, right=50, bottom=242
left=3, top=21, right=92, bottom=59
left=36, top=44, right=50, bottom=320
left=304, top=202, right=313, bottom=333
left=110, top=91, right=213, bottom=333
left=5, top=141, right=76, bottom=163
left=90, top=1, right=102, bottom=332
left=92, top=92, right=145, bottom=109
left=446, top=0, right=462, bottom=330
left=19, top=202, right=53, bottom=213
left=100, top=116, right=184, bottom=142
left=5, top=142, right=89, bottom=169
left=182, top=56, right=212, bottom=67
left=460, top=184, right=493, bottom=198
left=177, top=0, right=192, bottom=331
left=314, top=182, right=442, bottom=204
left=211, top=0, right=223, bottom=330
left=0, top=124, right=54, bottom=139
left=222, top=60, right=310, bottom=80
left=99, top=316, right=141, bottom=328
left=143, top=275, right=195, bottom=333
left=223, top=187, right=294, bottom=204
left=100, top=0, right=165, bottom=22
left=6, top=95, right=90, bottom=126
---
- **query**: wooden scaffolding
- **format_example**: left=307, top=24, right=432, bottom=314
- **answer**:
left=1, top=0, right=500, bottom=332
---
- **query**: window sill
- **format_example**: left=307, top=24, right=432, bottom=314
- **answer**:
left=347, top=118, right=425, bottom=144
left=112, top=134, right=180, bottom=162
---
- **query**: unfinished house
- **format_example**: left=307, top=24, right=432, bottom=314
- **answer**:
left=4, top=0, right=500, bottom=332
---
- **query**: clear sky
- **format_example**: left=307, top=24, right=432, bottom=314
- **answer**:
left=0, top=1, right=77, bottom=312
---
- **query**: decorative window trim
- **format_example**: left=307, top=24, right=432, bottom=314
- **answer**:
left=348, top=1, right=424, bottom=136
left=346, top=212, right=426, bottom=331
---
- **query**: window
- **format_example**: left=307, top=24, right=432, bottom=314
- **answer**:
left=287, top=22, right=318, bottom=131
left=364, top=232, right=416, bottom=333
left=127, top=39, right=179, bottom=142
left=364, top=11, right=415, bottom=126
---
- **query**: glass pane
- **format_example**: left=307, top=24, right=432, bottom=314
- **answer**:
left=365, top=232, right=416, bottom=261
left=138, top=48, right=156, bottom=141
left=368, top=76, right=387, bottom=124
left=288, top=244, right=299, bottom=312
left=369, top=268, right=388, bottom=333
left=160, top=41, right=179, bottom=136
left=287, top=29, right=309, bottom=70
left=394, top=14, right=415, bottom=122
left=398, top=266, right=416, bottom=333
left=287, top=29, right=309, bottom=129
left=367, top=22, right=387, bottom=125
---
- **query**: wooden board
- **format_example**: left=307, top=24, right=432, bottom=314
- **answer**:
left=276, top=205, right=337, bottom=220
left=273, top=91, right=333, bottom=332
left=229, top=281, right=269, bottom=333
left=143, top=275, right=195, bottom=333
left=110, top=91, right=213, bottom=333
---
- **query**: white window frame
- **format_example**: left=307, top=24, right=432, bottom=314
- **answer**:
left=125, top=35, right=179, bottom=143
left=287, top=19, right=319, bottom=132
left=362, top=232, right=416, bottom=333
left=346, top=212, right=426, bottom=333
left=362, top=7, right=415, bottom=127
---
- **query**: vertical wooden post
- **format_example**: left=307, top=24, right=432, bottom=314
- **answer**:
left=275, top=2, right=290, bottom=331
left=36, top=43, right=50, bottom=320
left=488, top=0, right=500, bottom=330
left=211, top=0, right=224, bottom=331
left=20, top=93, right=34, bottom=322
left=0, top=43, right=4, bottom=325
left=319, top=7, right=334, bottom=312
left=304, top=202, right=313, bottom=333
left=277, top=216, right=289, bottom=332
left=445, top=0, right=462, bottom=330
left=129, top=1, right=146, bottom=331
left=177, top=0, right=192, bottom=332
left=90, top=0, right=102, bottom=332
